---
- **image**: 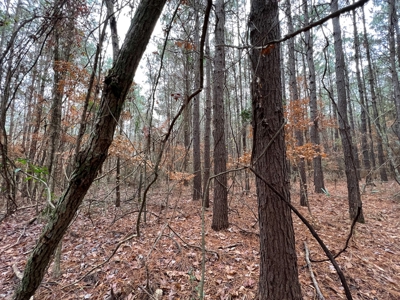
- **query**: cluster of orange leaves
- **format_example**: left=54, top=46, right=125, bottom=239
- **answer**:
left=175, top=40, right=195, bottom=51
left=227, top=151, right=252, bottom=169
left=109, top=135, right=145, bottom=165
left=284, top=97, right=335, bottom=163
left=167, top=171, right=195, bottom=182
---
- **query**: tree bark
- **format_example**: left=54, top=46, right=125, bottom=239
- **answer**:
left=249, top=0, right=302, bottom=298
left=13, top=1, right=167, bottom=298
left=388, top=0, right=400, bottom=142
left=331, top=0, right=364, bottom=222
left=192, top=3, right=202, bottom=200
left=203, top=35, right=211, bottom=208
left=212, top=0, right=228, bottom=231
left=285, top=0, right=308, bottom=206
left=303, top=0, right=325, bottom=193
left=362, top=7, right=388, bottom=181
left=352, top=7, right=372, bottom=183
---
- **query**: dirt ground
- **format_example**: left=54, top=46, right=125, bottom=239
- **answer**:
left=1, top=179, right=399, bottom=299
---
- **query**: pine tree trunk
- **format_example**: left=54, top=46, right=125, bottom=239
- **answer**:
left=13, top=1, right=167, bottom=298
left=250, top=0, right=302, bottom=298
left=388, top=0, right=400, bottom=141
left=192, top=4, right=202, bottom=200
left=303, top=0, right=325, bottom=193
left=331, top=0, right=364, bottom=222
left=362, top=7, right=388, bottom=181
left=212, top=0, right=228, bottom=231
left=203, top=36, right=211, bottom=208
left=286, top=0, right=308, bottom=206
left=352, top=8, right=372, bottom=183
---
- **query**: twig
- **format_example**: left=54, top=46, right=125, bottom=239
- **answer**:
left=304, top=242, right=325, bottom=300
left=0, top=223, right=28, bottom=254
left=230, top=223, right=259, bottom=237
left=167, top=224, right=219, bottom=259
left=218, top=243, right=242, bottom=250
left=61, top=232, right=137, bottom=290
left=12, top=264, right=23, bottom=280
left=311, top=206, right=361, bottom=263
left=248, top=166, right=354, bottom=300
left=138, top=286, right=157, bottom=300
left=13, top=166, right=54, bottom=209
left=221, top=0, right=369, bottom=50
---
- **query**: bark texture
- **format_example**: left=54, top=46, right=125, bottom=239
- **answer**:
left=13, top=1, right=167, bottom=298
left=388, top=0, right=400, bottom=141
left=192, top=4, right=202, bottom=200
left=362, top=7, right=388, bottom=181
left=203, top=36, right=211, bottom=208
left=249, top=0, right=302, bottom=298
left=352, top=8, right=371, bottom=183
left=286, top=0, right=308, bottom=206
left=212, top=0, right=228, bottom=231
left=331, top=0, right=364, bottom=222
left=303, top=0, right=325, bottom=193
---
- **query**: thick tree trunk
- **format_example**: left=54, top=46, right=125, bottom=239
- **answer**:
left=212, top=0, right=228, bottom=231
left=249, top=0, right=302, bottom=299
left=13, top=1, right=167, bottom=298
left=331, top=0, right=364, bottom=222
left=303, top=0, right=325, bottom=193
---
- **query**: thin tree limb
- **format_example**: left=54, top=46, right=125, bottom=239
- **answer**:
left=220, top=0, right=369, bottom=50
left=304, top=242, right=325, bottom=300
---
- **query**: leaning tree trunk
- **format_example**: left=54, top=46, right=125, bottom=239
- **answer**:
left=13, top=1, right=167, bottom=299
left=331, top=0, right=364, bottom=222
left=249, top=0, right=302, bottom=298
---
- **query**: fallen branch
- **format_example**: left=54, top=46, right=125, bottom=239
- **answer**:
left=167, top=224, right=219, bottom=259
left=61, top=232, right=137, bottom=290
left=311, top=206, right=361, bottom=263
left=248, top=166, right=354, bottom=300
left=13, top=264, right=23, bottom=280
left=304, top=242, right=325, bottom=300
left=0, top=217, right=37, bottom=254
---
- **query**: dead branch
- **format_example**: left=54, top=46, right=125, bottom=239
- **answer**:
left=311, top=206, right=361, bottom=263
left=248, top=166, right=354, bottom=300
left=61, top=232, right=137, bottom=290
left=167, top=224, right=219, bottom=259
left=304, top=242, right=325, bottom=300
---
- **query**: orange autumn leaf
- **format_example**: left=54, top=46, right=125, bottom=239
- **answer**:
left=261, top=44, right=275, bottom=55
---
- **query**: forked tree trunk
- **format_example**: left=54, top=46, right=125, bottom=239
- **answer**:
left=13, top=1, right=167, bottom=298
left=249, top=0, right=302, bottom=298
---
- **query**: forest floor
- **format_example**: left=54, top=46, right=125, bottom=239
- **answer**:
left=0, top=179, right=400, bottom=300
